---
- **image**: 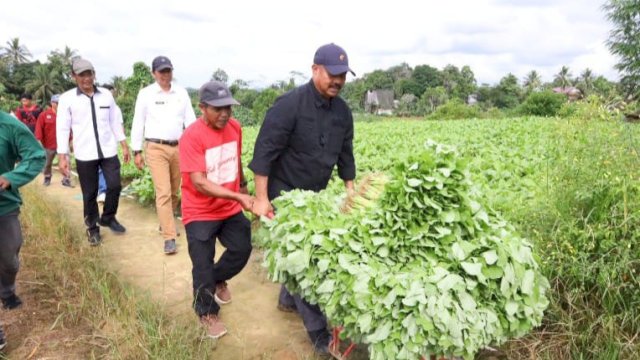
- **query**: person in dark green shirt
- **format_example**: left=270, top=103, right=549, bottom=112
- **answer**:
left=0, top=110, right=45, bottom=351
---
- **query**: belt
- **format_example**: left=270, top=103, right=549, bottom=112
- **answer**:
left=146, top=138, right=179, bottom=146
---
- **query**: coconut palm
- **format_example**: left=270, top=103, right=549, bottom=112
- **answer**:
left=554, top=66, right=573, bottom=88
left=579, top=68, right=595, bottom=96
left=523, top=70, right=542, bottom=93
left=110, top=75, right=125, bottom=98
left=1, top=37, right=32, bottom=71
left=25, top=64, right=63, bottom=105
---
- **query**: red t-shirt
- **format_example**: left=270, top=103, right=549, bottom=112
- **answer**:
left=35, top=108, right=58, bottom=150
left=15, top=104, right=42, bottom=131
left=179, top=118, right=243, bottom=224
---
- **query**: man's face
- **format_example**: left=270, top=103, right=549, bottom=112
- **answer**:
left=312, top=65, right=346, bottom=99
left=199, top=104, right=232, bottom=130
left=73, top=70, right=95, bottom=93
left=20, top=98, right=31, bottom=107
left=51, top=102, right=58, bottom=111
left=153, top=68, right=173, bottom=88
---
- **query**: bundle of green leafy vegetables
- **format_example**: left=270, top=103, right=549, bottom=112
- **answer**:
left=257, top=140, right=549, bottom=359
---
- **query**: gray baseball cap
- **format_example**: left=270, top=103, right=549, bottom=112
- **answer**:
left=199, top=81, right=240, bottom=107
left=72, top=58, right=94, bottom=74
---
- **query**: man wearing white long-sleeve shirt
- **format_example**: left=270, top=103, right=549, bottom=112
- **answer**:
left=130, top=56, right=196, bottom=254
left=57, top=58, right=131, bottom=246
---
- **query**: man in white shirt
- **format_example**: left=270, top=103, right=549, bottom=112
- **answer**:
left=130, top=56, right=196, bottom=254
left=57, top=58, right=131, bottom=246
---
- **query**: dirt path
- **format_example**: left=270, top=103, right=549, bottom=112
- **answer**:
left=39, top=173, right=318, bottom=360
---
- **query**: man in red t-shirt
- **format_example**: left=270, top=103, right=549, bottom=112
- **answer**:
left=15, top=93, right=42, bottom=134
left=179, top=80, right=258, bottom=339
left=35, top=94, right=73, bottom=187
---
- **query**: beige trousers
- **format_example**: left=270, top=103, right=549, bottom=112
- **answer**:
left=145, top=142, right=181, bottom=240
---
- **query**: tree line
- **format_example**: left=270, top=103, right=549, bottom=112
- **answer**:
left=1, top=0, right=638, bottom=125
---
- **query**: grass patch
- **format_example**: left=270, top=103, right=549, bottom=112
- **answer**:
left=9, top=186, right=214, bottom=359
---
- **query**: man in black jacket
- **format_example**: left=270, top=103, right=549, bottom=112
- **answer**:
left=250, top=43, right=356, bottom=355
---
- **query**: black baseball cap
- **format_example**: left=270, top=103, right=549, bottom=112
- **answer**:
left=313, top=43, right=355, bottom=76
left=152, top=56, right=173, bottom=72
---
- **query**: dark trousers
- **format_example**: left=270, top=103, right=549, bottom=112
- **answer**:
left=43, top=150, right=70, bottom=181
left=186, top=212, right=252, bottom=316
left=0, top=210, right=22, bottom=300
left=75, top=156, right=121, bottom=232
left=279, top=285, right=328, bottom=332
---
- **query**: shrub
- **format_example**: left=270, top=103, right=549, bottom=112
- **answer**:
left=517, top=91, right=566, bottom=117
left=427, top=99, right=481, bottom=120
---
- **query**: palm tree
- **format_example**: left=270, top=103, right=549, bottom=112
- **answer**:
left=1, top=37, right=32, bottom=71
left=579, top=68, right=595, bottom=96
left=554, top=66, right=573, bottom=89
left=110, top=75, right=125, bottom=98
left=523, top=70, right=542, bottom=93
left=25, top=65, right=63, bottom=105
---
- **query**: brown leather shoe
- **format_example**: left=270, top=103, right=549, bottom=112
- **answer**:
left=200, top=314, right=227, bottom=339
left=214, top=282, right=231, bottom=304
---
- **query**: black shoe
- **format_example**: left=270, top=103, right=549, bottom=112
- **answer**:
left=43, top=177, right=51, bottom=186
left=99, top=218, right=126, bottom=234
left=61, top=178, right=74, bottom=188
left=1, top=293, right=22, bottom=310
left=164, top=239, right=177, bottom=255
left=87, top=229, right=102, bottom=246
left=308, top=329, right=331, bottom=356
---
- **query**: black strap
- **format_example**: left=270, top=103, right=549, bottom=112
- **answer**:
left=86, top=94, right=104, bottom=159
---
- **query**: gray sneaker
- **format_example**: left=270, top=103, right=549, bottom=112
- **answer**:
left=164, top=239, right=177, bottom=255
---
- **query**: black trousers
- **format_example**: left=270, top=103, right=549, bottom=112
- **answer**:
left=186, top=212, right=252, bottom=316
left=75, top=156, right=122, bottom=232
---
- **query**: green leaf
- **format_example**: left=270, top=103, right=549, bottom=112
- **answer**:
left=482, top=250, right=499, bottom=265
left=461, top=262, right=482, bottom=276
left=407, top=178, right=423, bottom=187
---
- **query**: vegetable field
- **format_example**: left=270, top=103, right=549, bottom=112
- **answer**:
left=247, top=116, right=640, bottom=359
left=122, top=115, right=639, bottom=358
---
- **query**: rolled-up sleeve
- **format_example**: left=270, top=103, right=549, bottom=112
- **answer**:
left=248, top=98, right=295, bottom=176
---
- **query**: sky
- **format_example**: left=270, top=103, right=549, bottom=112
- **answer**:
left=1, top=0, right=619, bottom=89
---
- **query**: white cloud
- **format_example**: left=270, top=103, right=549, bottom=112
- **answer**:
left=0, top=0, right=618, bottom=88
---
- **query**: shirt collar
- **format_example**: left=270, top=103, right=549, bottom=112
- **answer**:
left=152, top=81, right=175, bottom=93
left=307, top=80, right=332, bottom=109
left=76, top=85, right=101, bottom=96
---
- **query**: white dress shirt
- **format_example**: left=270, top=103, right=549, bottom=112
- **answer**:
left=130, top=82, right=196, bottom=151
left=56, top=87, right=126, bottom=161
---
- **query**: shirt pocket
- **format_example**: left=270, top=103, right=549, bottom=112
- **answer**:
left=327, top=117, right=348, bottom=154
left=291, top=115, right=319, bottom=153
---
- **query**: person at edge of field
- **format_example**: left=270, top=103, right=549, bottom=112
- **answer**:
left=35, top=94, right=74, bottom=188
left=0, top=110, right=46, bottom=350
left=130, top=56, right=196, bottom=255
left=249, top=43, right=356, bottom=355
left=14, top=93, right=42, bottom=134
left=97, top=84, right=125, bottom=205
left=179, top=80, right=258, bottom=339
left=56, top=58, right=131, bottom=246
